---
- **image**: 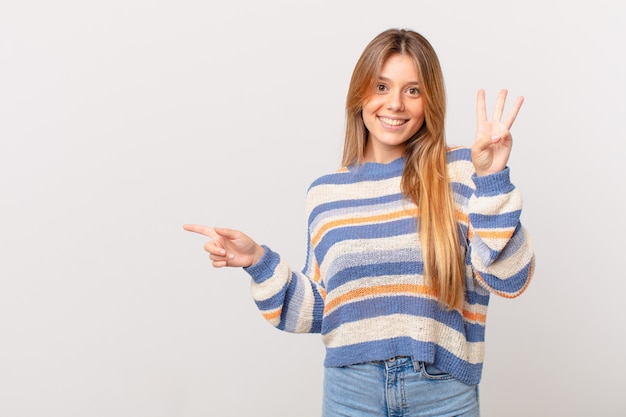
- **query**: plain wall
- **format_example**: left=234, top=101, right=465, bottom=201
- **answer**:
left=1, top=0, right=625, bottom=415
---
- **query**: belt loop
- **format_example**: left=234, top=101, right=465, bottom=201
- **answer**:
left=411, top=357, right=422, bottom=373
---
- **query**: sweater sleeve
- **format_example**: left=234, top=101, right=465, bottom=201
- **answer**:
left=467, top=167, right=535, bottom=297
left=243, top=233, right=326, bottom=334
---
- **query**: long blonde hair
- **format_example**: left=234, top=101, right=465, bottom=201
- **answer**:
left=342, top=28, right=465, bottom=311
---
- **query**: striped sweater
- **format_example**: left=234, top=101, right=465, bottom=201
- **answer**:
left=244, top=146, right=535, bottom=385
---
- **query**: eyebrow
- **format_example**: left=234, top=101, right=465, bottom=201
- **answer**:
left=378, top=76, right=420, bottom=86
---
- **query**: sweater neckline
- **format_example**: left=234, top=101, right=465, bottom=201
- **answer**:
left=347, top=156, right=405, bottom=173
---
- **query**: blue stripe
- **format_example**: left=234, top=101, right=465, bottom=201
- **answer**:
left=315, top=217, right=417, bottom=264
left=311, top=289, right=324, bottom=333
left=451, top=181, right=474, bottom=200
left=254, top=280, right=289, bottom=312
left=458, top=223, right=470, bottom=244
left=472, top=168, right=514, bottom=197
left=477, top=261, right=533, bottom=294
left=325, top=261, right=422, bottom=292
left=322, top=296, right=485, bottom=342
left=469, top=236, right=500, bottom=265
left=464, top=287, right=491, bottom=305
left=280, top=272, right=303, bottom=332
left=309, top=158, right=404, bottom=187
left=345, top=158, right=405, bottom=180
left=447, top=147, right=472, bottom=163
left=308, top=193, right=404, bottom=225
left=470, top=210, right=521, bottom=229
left=245, top=245, right=281, bottom=284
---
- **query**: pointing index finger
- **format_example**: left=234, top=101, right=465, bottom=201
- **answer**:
left=183, top=224, right=217, bottom=238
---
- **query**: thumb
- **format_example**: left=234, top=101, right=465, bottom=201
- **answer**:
left=473, top=133, right=497, bottom=153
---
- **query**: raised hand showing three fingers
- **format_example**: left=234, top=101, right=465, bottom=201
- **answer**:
left=183, top=224, right=265, bottom=268
left=472, top=89, right=524, bottom=176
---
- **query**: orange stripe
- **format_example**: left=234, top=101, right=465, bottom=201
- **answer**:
left=312, top=263, right=321, bottom=284
left=263, top=309, right=282, bottom=321
left=324, top=284, right=435, bottom=313
left=462, top=309, right=486, bottom=323
left=312, top=208, right=417, bottom=246
left=476, top=230, right=514, bottom=239
left=455, top=209, right=468, bottom=224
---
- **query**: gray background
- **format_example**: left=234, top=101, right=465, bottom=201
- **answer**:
left=1, top=0, right=625, bottom=416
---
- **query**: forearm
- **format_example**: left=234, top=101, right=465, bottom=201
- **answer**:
left=245, top=245, right=325, bottom=333
left=467, top=168, right=535, bottom=296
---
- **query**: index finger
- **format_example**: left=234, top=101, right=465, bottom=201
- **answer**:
left=476, top=89, right=487, bottom=124
left=183, top=224, right=217, bottom=238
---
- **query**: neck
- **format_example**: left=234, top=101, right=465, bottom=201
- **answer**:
left=363, top=144, right=405, bottom=164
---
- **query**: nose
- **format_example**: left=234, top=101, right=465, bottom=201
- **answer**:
left=386, top=91, right=404, bottom=112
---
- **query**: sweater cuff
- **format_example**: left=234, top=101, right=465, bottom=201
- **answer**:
left=243, top=244, right=280, bottom=284
left=471, top=167, right=515, bottom=197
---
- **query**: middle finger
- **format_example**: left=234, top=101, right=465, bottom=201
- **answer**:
left=491, top=89, right=508, bottom=122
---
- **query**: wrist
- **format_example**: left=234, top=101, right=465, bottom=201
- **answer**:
left=250, top=245, right=265, bottom=266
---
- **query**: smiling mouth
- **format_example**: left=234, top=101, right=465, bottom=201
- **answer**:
left=378, top=116, right=407, bottom=126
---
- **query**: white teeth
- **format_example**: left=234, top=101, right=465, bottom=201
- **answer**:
left=379, top=117, right=405, bottom=126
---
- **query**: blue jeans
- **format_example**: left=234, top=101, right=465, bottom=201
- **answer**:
left=322, top=357, right=480, bottom=417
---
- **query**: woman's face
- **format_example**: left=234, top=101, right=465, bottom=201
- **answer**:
left=362, top=53, right=425, bottom=163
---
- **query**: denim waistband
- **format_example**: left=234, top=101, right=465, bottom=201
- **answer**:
left=376, top=356, right=421, bottom=372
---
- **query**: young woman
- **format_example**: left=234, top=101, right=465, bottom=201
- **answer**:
left=184, top=28, right=535, bottom=417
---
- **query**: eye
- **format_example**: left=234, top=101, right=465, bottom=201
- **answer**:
left=407, top=87, right=420, bottom=97
left=375, top=83, right=388, bottom=93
